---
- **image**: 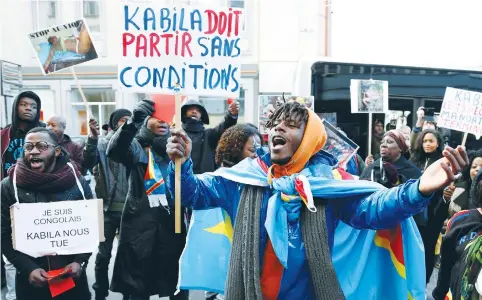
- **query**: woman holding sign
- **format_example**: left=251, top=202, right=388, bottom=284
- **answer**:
left=0, top=128, right=93, bottom=300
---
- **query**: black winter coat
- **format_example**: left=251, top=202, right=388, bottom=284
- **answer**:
left=182, top=112, right=237, bottom=174
left=0, top=168, right=93, bottom=300
left=107, top=122, right=187, bottom=297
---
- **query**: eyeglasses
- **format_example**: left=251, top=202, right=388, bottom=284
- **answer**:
left=23, top=141, right=57, bottom=152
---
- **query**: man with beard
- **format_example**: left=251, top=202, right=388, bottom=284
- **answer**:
left=181, top=98, right=239, bottom=174
left=0, top=90, right=44, bottom=300
left=46, top=115, right=99, bottom=173
left=107, top=100, right=188, bottom=300
left=90, top=108, right=132, bottom=300
left=1, top=127, right=93, bottom=300
left=166, top=101, right=469, bottom=299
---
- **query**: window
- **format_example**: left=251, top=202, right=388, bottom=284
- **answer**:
left=70, top=88, right=116, bottom=137
left=199, top=88, right=245, bottom=127
left=48, top=1, right=56, bottom=18
left=83, top=1, right=99, bottom=17
left=229, top=0, right=244, bottom=8
left=31, top=0, right=58, bottom=30
left=77, top=0, right=104, bottom=53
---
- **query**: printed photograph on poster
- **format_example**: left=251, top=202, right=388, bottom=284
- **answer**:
left=321, top=119, right=359, bottom=168
left=258, top=95, right=314, bottom=135
left=317, top=112, right=337, bottom=127
left=28, top=19, right=98, bottom=75
left=350, top=80, right=388, bottom=113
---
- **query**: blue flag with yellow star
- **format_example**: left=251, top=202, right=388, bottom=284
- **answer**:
left=177, top=207, right=233, bottom=294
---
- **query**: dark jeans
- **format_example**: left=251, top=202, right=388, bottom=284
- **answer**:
left=93, top=210, right=122, bottom=298
left=15, top=270, right=91, bottom=300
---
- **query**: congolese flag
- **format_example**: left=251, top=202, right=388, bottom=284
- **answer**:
left=332, top=168, right=426, bottom=300
left=144, top=147, right=167, bottom=205
left=177, top=160, right=426, bottom=299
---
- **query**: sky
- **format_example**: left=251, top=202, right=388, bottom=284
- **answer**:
left=330, top=0, right=482, bottom=69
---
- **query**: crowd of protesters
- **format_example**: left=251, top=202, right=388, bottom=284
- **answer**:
left=0, top=91, right=480, bottom=300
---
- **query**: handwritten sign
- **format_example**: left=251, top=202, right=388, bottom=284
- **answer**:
left=119, top=4, right=243, bottom=97
left=438, top=87, right=482, bottom=139
left=11, top=199, right=104, bottom=258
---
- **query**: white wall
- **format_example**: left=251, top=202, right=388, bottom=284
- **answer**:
left=330, top=0, right=482, bottom=68
left=258, top=0, right=328, bottom=93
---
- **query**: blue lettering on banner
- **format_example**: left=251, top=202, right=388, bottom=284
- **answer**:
left=120, top=5, right=243, bottom=96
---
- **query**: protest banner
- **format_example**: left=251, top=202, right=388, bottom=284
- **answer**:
left=350, top=79, right=389, bottom=155
left=437, top=87, right=482, bottom=145
left=28, top=19, right=98, bottom=75
left=10, top=199, right=104, bottom=258
left=119, top=4, right=243, bottom=97
left=120, top=3, right=244, bottom=232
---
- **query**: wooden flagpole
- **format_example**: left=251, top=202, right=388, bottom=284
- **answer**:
left=174, top=86, right=182, bottom=234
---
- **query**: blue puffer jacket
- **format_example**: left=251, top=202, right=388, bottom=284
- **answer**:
left=167, top=151, right=431, bottom=299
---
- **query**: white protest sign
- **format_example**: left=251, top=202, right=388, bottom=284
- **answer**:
left=350, top=80, right=389, bottom=113
left=11, top=199, right=104, bottom=258
left=438, top=87, right=482, bottom=140
left=119, top=4, right=243, bottom=97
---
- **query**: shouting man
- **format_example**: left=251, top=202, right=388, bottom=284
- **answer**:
left=166, top=102, right=469, bottom=299
left=1, top=127, right=93, bottom=300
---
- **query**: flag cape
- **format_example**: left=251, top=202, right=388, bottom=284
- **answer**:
left=177, top=158, right=426, bottom=299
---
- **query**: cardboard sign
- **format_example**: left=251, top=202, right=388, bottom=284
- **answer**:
left=350, top=80, right=389, bottom=113
left=28, top=19, right=98, bottom=75
left=119, top=4, right=243, bottom=97
left=437, top=87, right=482, bottom=139
left=10, top=199, right=104, bottom=258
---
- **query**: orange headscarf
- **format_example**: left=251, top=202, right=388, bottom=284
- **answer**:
left=268, top=109, right=327, bottom=179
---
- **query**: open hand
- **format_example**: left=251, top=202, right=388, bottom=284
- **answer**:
left=89, top=118, right=99, bottom=137
left=419, top=146, right=469, bottom=196
left=29, top=268, right=48, bottom=287
left=229, top=100, right=240, bottom=115
left=166, top=129, right=192, bottom=164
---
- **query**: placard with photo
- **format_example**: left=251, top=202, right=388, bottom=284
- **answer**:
left=28, top=19, right=98, bottom=75
left=350, top=79, right=389, bottom=113
left=322, top=119, right=359, bottom=168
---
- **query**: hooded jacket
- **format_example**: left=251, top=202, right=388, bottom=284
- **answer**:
left=181, top=99, right=237, bottom=174
left=167, top=110, right=432, bottom=299
left=1, top=91, right=44, bottom=179
left=106, top=121, right=186, bottom=297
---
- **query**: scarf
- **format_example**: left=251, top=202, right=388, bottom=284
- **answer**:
left=8, top=157, right=80, bottom=193
left=136, top=118, right=170, bottom=158
left=182, top=118, right=204, bottom=133
left=384, top=130, right=409, bottom=154
left=225, top=109, right=346, bottom=300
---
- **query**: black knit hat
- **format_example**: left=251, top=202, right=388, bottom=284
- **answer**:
left=109, top=109, right=132, bottom=130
